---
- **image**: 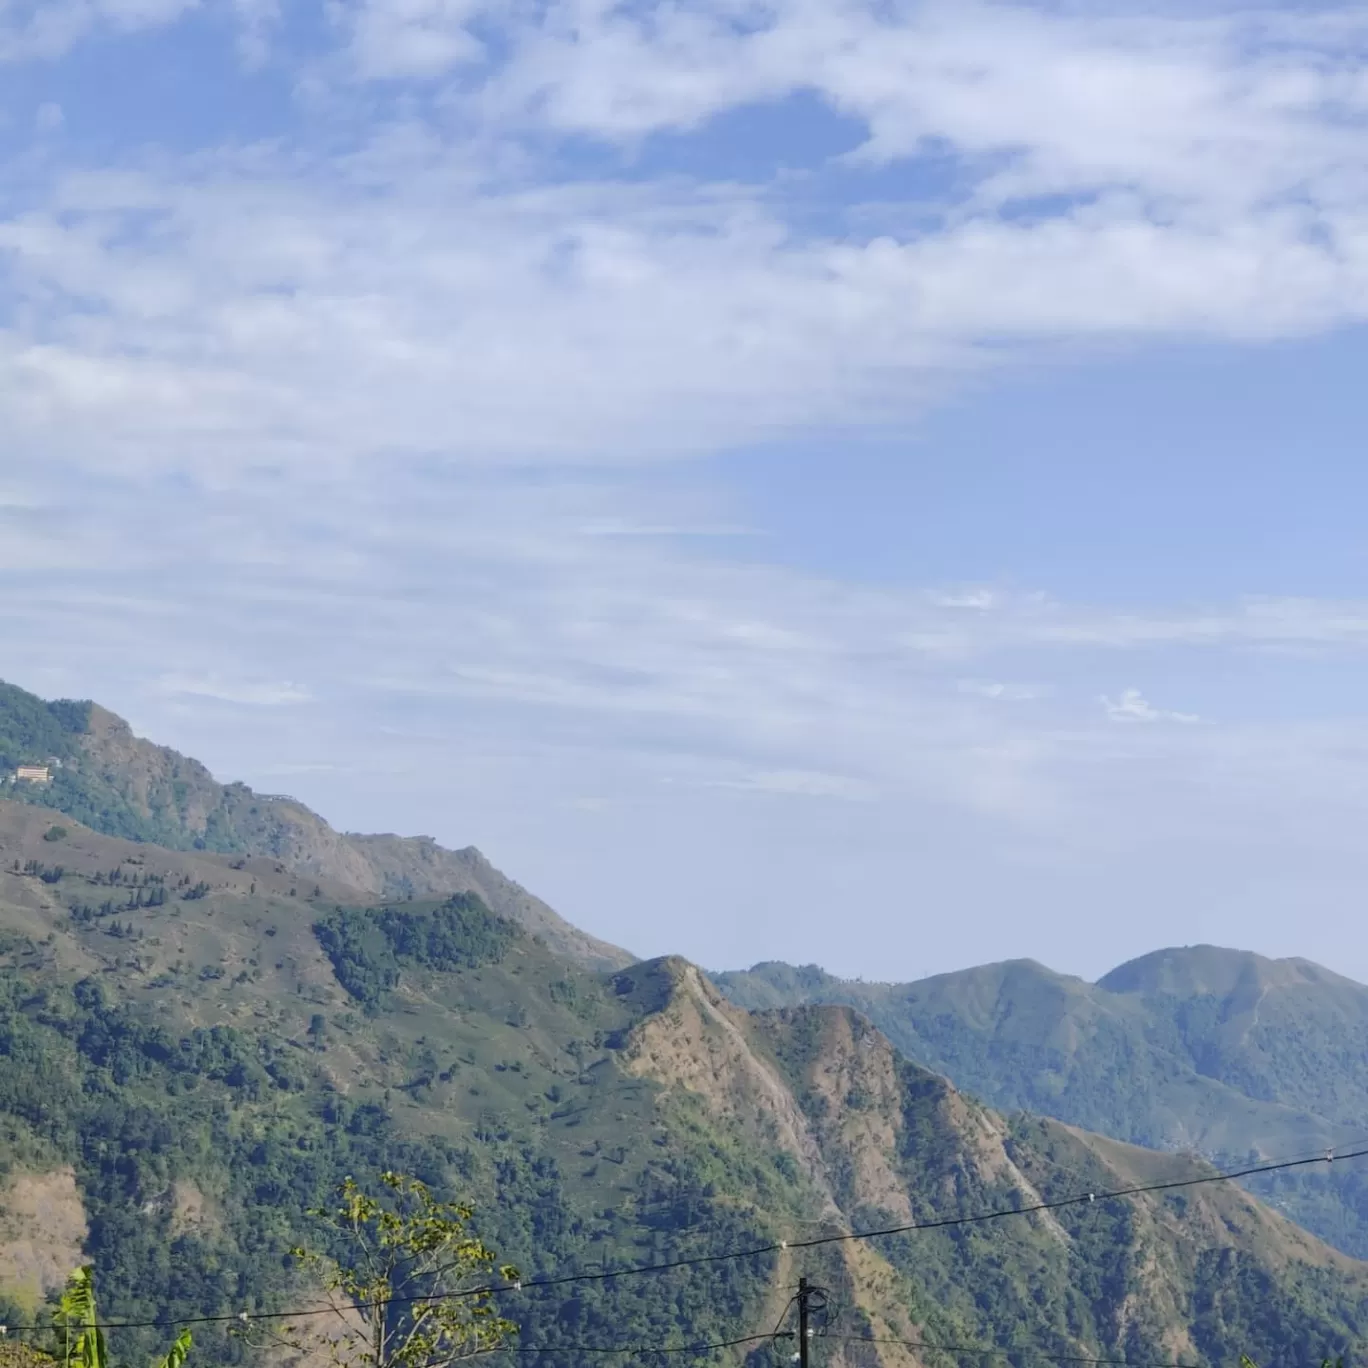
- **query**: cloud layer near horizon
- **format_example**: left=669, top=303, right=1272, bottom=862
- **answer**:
left=7, top=459, right=1368, bottom=977
left=4, top=0, right=1368, bottom=977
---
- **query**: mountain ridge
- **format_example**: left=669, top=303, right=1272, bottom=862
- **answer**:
left=0, top=680, right=631, bottom=970
left=2, top=819, right=1364, bottom=1366
left=4, top=678, right=1368, bottom=1362
left=715, top=945, right=1368, bottom=1259
left=1096, top=942, right=1359, bottom=999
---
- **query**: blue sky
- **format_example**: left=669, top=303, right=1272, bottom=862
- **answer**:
left=4, top=0, right=1368, bottom=983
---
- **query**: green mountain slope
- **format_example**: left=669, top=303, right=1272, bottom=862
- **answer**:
left=0, top=807, right=1365, bottom=1368
left=714, top=950, right=1368, bottom=1257
left=0, top=679, right=630, bottom=970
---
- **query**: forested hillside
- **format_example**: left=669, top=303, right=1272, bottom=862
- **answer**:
left=0, top=803, right=1365, bottom=1367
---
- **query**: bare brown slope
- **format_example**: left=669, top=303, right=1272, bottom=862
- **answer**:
left=618, top=960, right=1368, bottom=1368
left=69, top=705, right=631, bottom=970
left=0, top=1169, right=87, bottom=1311
left=0, top=797, right=349, bottom=901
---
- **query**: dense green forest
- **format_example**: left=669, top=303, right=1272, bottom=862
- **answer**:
left=0, top=686, right=91, bottom=770
left=0, top=680, right=338, bottom=856
left=312, top=895, right=519, bottom=1009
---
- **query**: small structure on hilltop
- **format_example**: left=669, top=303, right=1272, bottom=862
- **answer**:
left=14, top=765, right=51, bottom=783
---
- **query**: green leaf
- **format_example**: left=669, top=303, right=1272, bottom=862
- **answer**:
left=152, top=1328, right=192, bottom=1368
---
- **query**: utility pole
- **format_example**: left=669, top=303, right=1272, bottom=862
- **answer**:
left=798, top=1277, right=811, bottom=1368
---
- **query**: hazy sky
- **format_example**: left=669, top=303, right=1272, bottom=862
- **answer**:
left=4, top=0, right=1368, bottom=983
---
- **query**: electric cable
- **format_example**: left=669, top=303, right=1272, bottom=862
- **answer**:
left=449, top=1141, right=1368, bottom=1302
left=483, top=1328, right=793, bottom=1356
left=0, top=1143, right=1361, bottom=1333
left=829, top=1334, right=1205, bottom=1367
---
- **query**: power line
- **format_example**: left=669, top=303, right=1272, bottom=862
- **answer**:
left=830, top=1334, right=1204, bottom=1368
left=1212, top=1127, right=1368, bottom=1174
left=469, top=1323, right=1208, bottom=1363
left=486, top=1329, right=793, bottom=1356
left=452, top=1142, right=1368, bottom=1301
left=1, top=1143, right=1361, bottom=1333
left=776, top=1145, right=1368, bottom=1255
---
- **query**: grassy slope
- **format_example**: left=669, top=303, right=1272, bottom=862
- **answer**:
left=0, top=679, right=630, bottom=970
left=0, top=811, right=1365, bottom=1367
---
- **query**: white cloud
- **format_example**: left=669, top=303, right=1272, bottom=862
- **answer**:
left=958, top=679, right=1041, bottom=701
left=0, top=0, right=197, bottom=61
left=155, top=673, right=314, bottom=706
left=0, top=8, right=1367, bottom=476
left=474, top=1, right=1368, bottom=218
left=578, top=519, right=758, bottom=538
left=1101, top=687, right=1199, bottom=724
left=931, top=591, right=999, bottom=611
left=229, top=0, right=281, bottom=64
left=4, top=151, right=1363, bottom=478
left=341, top=0, right=485, bottom=79
left=707, top=768, right=878, bottom=801
left=8, top=460, right=1356, bottom=837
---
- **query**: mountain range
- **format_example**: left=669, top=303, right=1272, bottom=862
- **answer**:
left=1, top=677, right=1366, bottom=1367
left=713, top=952, right=1368, bottom=1259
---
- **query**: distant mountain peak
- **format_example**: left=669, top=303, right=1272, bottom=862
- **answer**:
left=1096, top=943, right=1342, bottom=998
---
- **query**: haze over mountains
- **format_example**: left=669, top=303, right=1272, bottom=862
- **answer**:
left=2, top=677, right=1368, bottom=1366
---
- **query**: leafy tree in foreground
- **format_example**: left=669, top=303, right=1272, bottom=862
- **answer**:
left=57, top=1268, right=191, bottom=1368
left=264, top=1172, right=519, bottom=1368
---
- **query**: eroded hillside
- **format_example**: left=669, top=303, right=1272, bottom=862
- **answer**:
left=716, top=950, right=1368, bottom=1260
left=616, top=960, right=1368, bottom=1367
